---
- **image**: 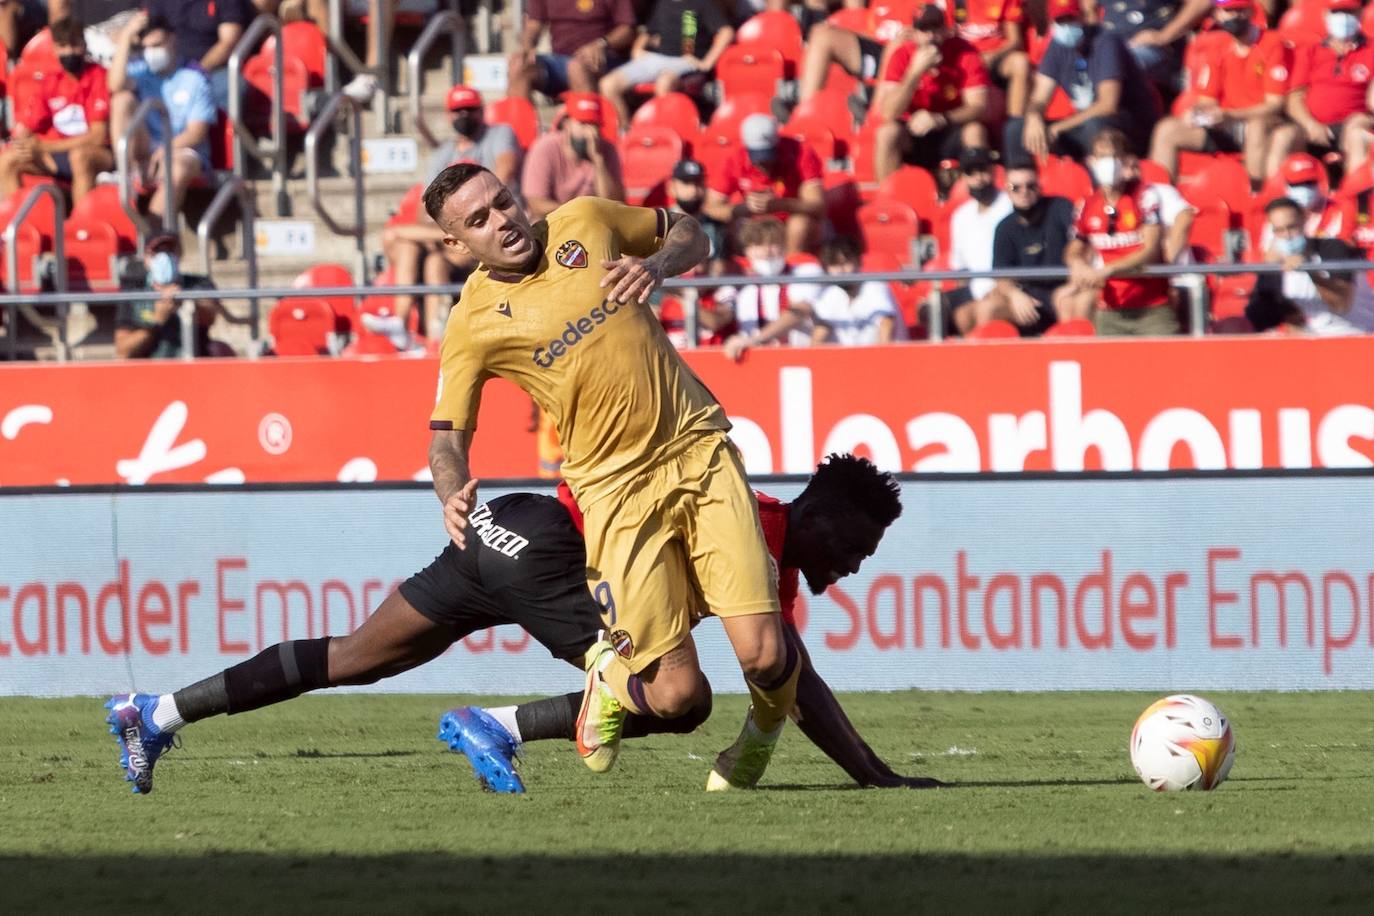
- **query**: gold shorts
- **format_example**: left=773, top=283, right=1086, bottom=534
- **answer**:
left=580, top=432, right=780, bottom=674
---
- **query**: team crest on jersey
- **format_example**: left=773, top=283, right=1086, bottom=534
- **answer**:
left=496, top=301, right=512, bottom=317
left=556, top=240, right=589, bottom=269
left=609, top=628, right=634, bottom=659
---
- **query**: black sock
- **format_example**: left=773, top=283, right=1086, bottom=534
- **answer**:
left=171, top=672, right=230, bottom=723
left=514, top=692, right=580, bottom=741
left=220, top=637, right=333, bottom=715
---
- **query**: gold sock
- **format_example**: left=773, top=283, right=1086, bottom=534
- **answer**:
left=746, top=659, right=800, bottom=734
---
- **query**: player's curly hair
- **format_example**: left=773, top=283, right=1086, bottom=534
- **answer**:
left=799, top=453, right=902, bottom=526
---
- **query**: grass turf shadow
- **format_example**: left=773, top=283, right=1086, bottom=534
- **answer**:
left=3, top=852, right=1372, bottom=915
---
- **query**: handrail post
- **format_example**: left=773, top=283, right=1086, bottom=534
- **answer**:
left=196, top=176, right=261, bottom=342
left=4, top=184, right=67, bottom=360
left=408, top=10, right=466, bottom=149
left=926, top=284, right=944, bottom=342
left=227, top=14, right=288, bottom=215
left=305, top=91, right=368, bottom=284
left=684, top=289, right=699, bottom=349
left=1188, top=273, right=1209, bottom=338
left=116, top=97, right=175, bottom=249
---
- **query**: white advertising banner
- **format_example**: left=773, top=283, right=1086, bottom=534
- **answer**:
left=2, top=475, right=1372, bottom=696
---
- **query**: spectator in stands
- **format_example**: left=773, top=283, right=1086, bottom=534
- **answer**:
left=719, top=217, right=826, bottom=359
left=874, top=4, right=990, bottom=181
left=1270, top=152, right=1356, bottom=242
left=665, top=158, right=727, bottom=265
left=109, top=13, right=217, bottom=222
left=508, top=0, right=636, bottom=99
left=383, top=85, right=521, bottom=331
left=1122, top=151, right=1195, bottom=264
left=1008, top=0, right=1160, bottom=162
left=1063, top=128, right=1176, bottom=336
left=146, top=0, right=249, bottom=109
left=944, top=0, right=1032, bottom=124
left=810, top=236, right=907, bottom=346
left=963, top=159, right=1080, bottom=335
left=946, top=146, right=1012, bottom=334
left=795, top=14, right=893, bottom=104
left=521, top=92, right=624, bottom=220
left=1147, top=0, right=1290, bottom=189
left=1276, top=0, right=1374, bottom=178
left=703, top=114, right=825, bottom=255
left=0, top=17, right=112, bottom=204
left=598, top=0, right=734, bottom=128
left=1093, top=0, right=1210, bottom=91
left=1247, top=197, right=1363, bottom=335
left=114, top=231, right=220, bottom=359
left=0, top=0, right=68, bottom=62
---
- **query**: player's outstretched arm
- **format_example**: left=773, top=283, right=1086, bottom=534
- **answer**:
left=429, top=429, right=479, bottom=548
left=600, top=211, right=708, bottom=304
left=785, top=622, right=945, bottom=789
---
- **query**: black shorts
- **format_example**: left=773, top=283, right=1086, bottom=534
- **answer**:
left=897, top=124, right=965, bottom=171
left=49, top=151, right=73, bottom=182
left=398, top=492, right=601, bottom=664
left=856, top=35, right=884, bottom=81
left=1200, top=121, right=1244, bottom=154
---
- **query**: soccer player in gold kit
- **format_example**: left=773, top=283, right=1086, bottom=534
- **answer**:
left=423, top=163, right=797, bottom=789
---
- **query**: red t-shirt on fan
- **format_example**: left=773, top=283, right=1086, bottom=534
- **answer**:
left=1290, top=39, right=1374, bottom=126
left=1074, top=183, right=1170, bottom=310
left=882, top=36, right=991, bottom=118
left=21, top=63, right=110, bottom=141
left=946, top=0, right=1024, bottom=55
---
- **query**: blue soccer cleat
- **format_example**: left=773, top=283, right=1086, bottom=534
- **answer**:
left=104, top=694, right=176, bottom=795
left=436, top=707, right=525, bottom=794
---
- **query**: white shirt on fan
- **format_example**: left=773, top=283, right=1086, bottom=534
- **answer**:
left=949, top=192, right=1013, bottom=299
left=715, top=262, right=825, bottom=347
left=811, top=281, right=906, bottom=346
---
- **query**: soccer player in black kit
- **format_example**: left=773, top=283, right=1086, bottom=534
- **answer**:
left=106, top=455, right=942, bottom=795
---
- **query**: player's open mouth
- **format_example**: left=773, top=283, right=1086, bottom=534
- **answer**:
left=502, top=229, right=528, bottom=253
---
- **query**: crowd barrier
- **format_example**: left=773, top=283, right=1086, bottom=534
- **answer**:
left=3, top=336, right=1374, bottom=486
left=3, top=474, right=1373, bottom=696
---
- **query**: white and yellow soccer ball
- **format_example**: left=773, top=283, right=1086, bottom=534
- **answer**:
left=1129, top=694, right=1236, bottom=792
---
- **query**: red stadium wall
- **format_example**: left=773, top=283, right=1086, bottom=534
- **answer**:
left=3, top=336, right=1374, bottom=486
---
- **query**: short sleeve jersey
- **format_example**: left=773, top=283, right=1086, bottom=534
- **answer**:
left=1073, top=183, right=1170, bottom=310
left=127, top=60, right=217, bottom=161
left=648, top=0, right=731, bottom=59
left=1037, top=27, right=1159, bottom=120
left=1194, top=28, right=1291, bottom=112
left=709, top=137, right=823, bottom=201
left=883, top=36, right=991, bottom=117
left=528, top=0, right=637, bottom=56
left=992, top=195, right=1077, bottom=300
left=22, top=62, right=110, bottom=140
left=432, top=197, right=731, bottom=506
left=1290, top=39, right=1374, bottom=126
left=946, top=0, right=1023, bottom=54
left=424, top=124, right=520, bottom=184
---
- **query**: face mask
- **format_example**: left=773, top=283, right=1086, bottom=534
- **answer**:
left=969, top=183, right=999, bottom=205
left=748, top=255, right=786, bottom=277
left=1090, top=156, right=1123, bottom=189
left=1286, top=183, right=1320, bottom=210
left=451, top=113, right=481, bottom=138
left=747, top=149, right=776, bottom=168
left=142, top=45, right=173, bottom=73
left=1218, top=17, right=1250, bottom=39
left=1051, top=22, right=1085, bottom=47
left=1275, top=235, right=1306, bottom=257
left=1326, top=11, right=1360, bottom=41
left=148, top=251, right=179, bottom=286
left=59, top=53, right=86, bottom=77
left=569, top=136, right=590, bottom=160
left=675, top=195, right=703, bottom=215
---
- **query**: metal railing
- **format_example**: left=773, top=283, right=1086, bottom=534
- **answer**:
left=3, top=184, right=66, bottom=360
left=305, top=91, right=368, bottom=283
left=196, top=177, right=261, bottom=341
left=115, top=97, right=176, bottom=248
left=408, top=10, right=466, bottom=149
left=227, top=14, right=289, bottom=216
left=326, top=0, right=388, bottom=133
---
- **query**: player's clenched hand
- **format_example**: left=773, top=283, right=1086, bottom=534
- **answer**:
left=600, top=255, right=665, bottom=304
left=443, top=478, right=480, bottom=549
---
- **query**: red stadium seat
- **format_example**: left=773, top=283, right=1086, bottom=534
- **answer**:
left=1210, top=272, right=1256, bottom=321
left=879, top=166, right=939, bottom=219
left=244, top=53, right=314, bottom=132
left=848, top=119, right=882, bottom=183
left=630, top=92, right=702, bottom=147
left=262, top=22, right=328, bottom=84
left=389, top=182, right=424, bottom=227
left=791, top=90, right=857, bottom=148
left=1365, top=2, right=1374, bottom=40
left=1136, top=159, right=1173, bottom=187
left=716, top=44, right=785, bottom=100
left=293, top=263, right=359, bottom=334
left=270, top=297, right=336, bottom=356
left=620, top=126, right=684, bottom=205
left=857, top=200, right=919, bottom=266
left=69, top=185, right=138, bottom=248
left=0, top=182, right=57, bottom=246
left=826, top=7, right=874, bottom=36
left=823, top=170, right=861, bottom=237
left=345, top=290, right=422, bottom=355
left=63, top=220, right=121, bottom=290
left=1039, top=156, right=1093, bottom=206
left=966, top=319, right=1019, bottom=340
left=1279, top=0, right=1328, bottom=47
left=735, top=11, right=804, bottom=77
left=870, top=0, right=919, bottom=41
left=707, top=93, right=771, bottom=137
left=694, top=126, right=738, bottom=187
left=485, top=96, right=540, bottom=149
left=0, top=222, right=44, bottom=291
left=20, top=28, right=55, bottom=66
left=1187, top=200, right=1236, bottom=263
left=1042, top=318, right=1095, bottom=338
left=782, top=117, right=837, bottom=163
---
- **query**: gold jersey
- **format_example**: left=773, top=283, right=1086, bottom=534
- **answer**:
left=430, top=197, right=731, bottom=507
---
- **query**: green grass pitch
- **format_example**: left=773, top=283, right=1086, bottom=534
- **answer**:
left=3, top=691, right=1373, bottom=914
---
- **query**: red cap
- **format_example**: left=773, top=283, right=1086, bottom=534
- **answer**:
left=1047, top=0, right=1081, bottom=20
left=1281, top=153, right=1322, bottom=185
left=1212, top=0, right=1252, bottom=9
left=561, top=92, right=603, bottom=125
left=1328, top=0, right=1361, bottom=11
left=445, top=85, right=482, bottom=111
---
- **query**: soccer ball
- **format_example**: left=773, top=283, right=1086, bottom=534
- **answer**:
left=1129, top=694, right=1235, bottom=792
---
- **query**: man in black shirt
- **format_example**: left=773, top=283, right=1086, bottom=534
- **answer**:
left=597, top=0, right=734, bottom=126
left=114, top=231, right=221, bottom=359
left=961, top=159, right=1083, bottom=336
